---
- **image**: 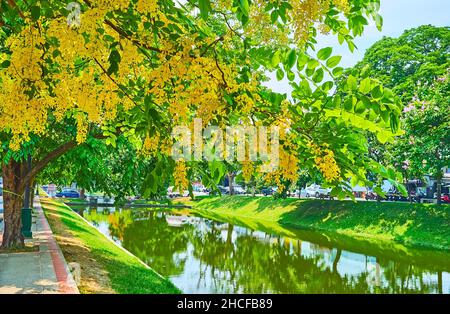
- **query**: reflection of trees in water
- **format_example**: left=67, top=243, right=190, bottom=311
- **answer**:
left=189, top=222, right=238, bottom=293
left=117, top=212, right=193, bottom=277
left=108, top=211, right=133, bottom=241
left=376, top=259, right=440, bottom=294
left=189, top=224, right=444, bottom=294
left=84, top=210, right=446, bottom=294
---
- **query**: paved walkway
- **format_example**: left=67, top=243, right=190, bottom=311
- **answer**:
left=0, top=197, right=79, bottom=294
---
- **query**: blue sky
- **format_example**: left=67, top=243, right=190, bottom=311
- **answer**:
left=267, top=0, right=450, bottom=93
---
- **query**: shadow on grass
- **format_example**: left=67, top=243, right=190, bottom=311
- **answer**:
left=197, top=196, right=300, bottom=213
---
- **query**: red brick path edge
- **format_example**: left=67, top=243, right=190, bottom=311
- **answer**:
left=35, top=198, right=80, bottom=294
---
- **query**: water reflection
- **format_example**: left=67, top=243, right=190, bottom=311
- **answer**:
left=78, top=207, right=450, bottom=294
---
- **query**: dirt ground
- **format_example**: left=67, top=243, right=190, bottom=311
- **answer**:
left=45, top=208, right=115, bottom=294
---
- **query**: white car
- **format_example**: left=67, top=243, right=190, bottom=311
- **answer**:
left=304, top=184, right=331, bottom=198
left=232, top=185, right=246, bottom=195
left=168, top=186, right=189, bottom=198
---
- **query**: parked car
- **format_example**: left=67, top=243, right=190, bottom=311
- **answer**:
left=385, top=188, right=408, bottom=202
left=261, top=187, right=275, bottom=196
left=167, top=187, right=189, bottom=198
left=365, top=191, right=386, bottom=201
left=55, top=189, right=80, bottom=198
left=441, top=194, right=450, bottom=204
left=304, top=184, right=331, bottom=198
left=217, top=186, right=229, bottom=195
left=232, top=185, right=246, bottom=195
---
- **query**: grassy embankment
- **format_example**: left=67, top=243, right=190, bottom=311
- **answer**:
left=41, top=198, right=180, bottom=294
left=184, top=196, right=450, bottom=251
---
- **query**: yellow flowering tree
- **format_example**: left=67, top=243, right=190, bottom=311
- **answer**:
left=0, top=0, right=402, bottom=248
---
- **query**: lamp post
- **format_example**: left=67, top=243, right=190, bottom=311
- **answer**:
left=22, top=154, right=33, bottom=238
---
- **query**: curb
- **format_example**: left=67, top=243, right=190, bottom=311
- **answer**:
left=35, top=197, right=80, bottom=294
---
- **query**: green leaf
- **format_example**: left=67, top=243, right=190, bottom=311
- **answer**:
left=359, top=78, right=371, bottom=94
left=332, top=95, right=341, bottom=107
left=343, top=97, right=354, bottom=111
left=1, top=60, right=10, bottom=68
left=307, top=59, right=319, bottom=70
left=326, top=55, right=342, bottom=68
left=286, top=49, right=297, bottom=69
left=347, top=75, right=357, bottom=91
left=332, top=67, right=344, bottom=77
left=371, top=85, right=384, bottom=99
left=296, top=53, right=308, bottom=71
left=107, top=50, right=121, bottom=75
left=270, top=10, right=278, bottom=23
left=396, top=183, right=408, bottom=197
left=312, top=68, right=324, bottom=83
left=30, top=6, right=41, bottom=21
left=198, top=0, right=212, bottom=20
left=374, top=187, right=386, bottom=197
left=276, top=68, right=284, bottom=81
left=380, top=109, right=389, bottom=123
left=322, top=81, right=333, bottom=92
left=354, top=101, right=366, bottom=114
left=390, top=112, right=400, bottom=132
left=317, top=47, right=332, bottom=60
left=240, top=0, right=250, bottom=17
left=299, top=80, right=312, bottom=96
left=375, top=14, right=383, bottom=31
left=287, top=70, right=295, bottom=81
left=360, top=64, right=371, bottom=78
left=271, top=50, right=281, bottom=67
left=347, top=40, right=355, bottom=53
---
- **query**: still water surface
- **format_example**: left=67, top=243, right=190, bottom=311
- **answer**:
left=77, top=207, right=450, bottom=294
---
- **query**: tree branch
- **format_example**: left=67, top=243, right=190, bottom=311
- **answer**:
left=20, top=141, right=78, bottom=191
left=93, top=57, right=138, bottom=107
left=7, top=0, right=25, bottom=19
left=82, top=0, right=162, bottom=53
left=20, top=132, right=112, bottom=190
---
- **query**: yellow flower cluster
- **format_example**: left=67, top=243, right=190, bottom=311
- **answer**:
left=136, top=0, right=158, bottom=15
left=0, top=12, right=132, bottom=150
left=244, top=0, right=350, bottom=44
left=242, top=160, right=254, bottom=183
left=92, top=0, right=130, bottom=11
left=141, top=133, right=160, bottom=157
left=309, top=143, right=341, bottom=182
left=333, top=0, right=350, bottom=12
left=245, top=0, right=290, bottom=46
left=174, top=160, right=189, bottom=192
left=264, top=126, right=299, bottom=193
left=145, top=36, right=239, bottom=126
left=6, top=24, right=44, bottom=81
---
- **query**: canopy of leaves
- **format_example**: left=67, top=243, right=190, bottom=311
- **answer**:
left=352, top=25, right=450, bottom=103
left=349, top=26, right=449, bottom=184
left=0, top=0, right=403, bottom=199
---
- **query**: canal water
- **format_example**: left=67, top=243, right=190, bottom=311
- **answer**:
left=76, top=207, right=450, bottom=294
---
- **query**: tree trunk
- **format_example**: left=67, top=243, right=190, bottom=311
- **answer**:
left=228, top=173, right=234, bottom=195
left=436, top=176, right=442, bottom=205
left=438, top=271, right=443, bottom=294
left=407, top=180, right=412, bottom=204
left=80, top=188, right=86, bottom=199
left=1, top=159, right=27, bottom=248
left=226, top=224, right=234, bottom=246
left=332, top=249, right=342, bottom=273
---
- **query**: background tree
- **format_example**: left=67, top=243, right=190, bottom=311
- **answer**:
left=349, top=25, right=450, bottom=201
left=386, top=73, right=449, bottom=204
